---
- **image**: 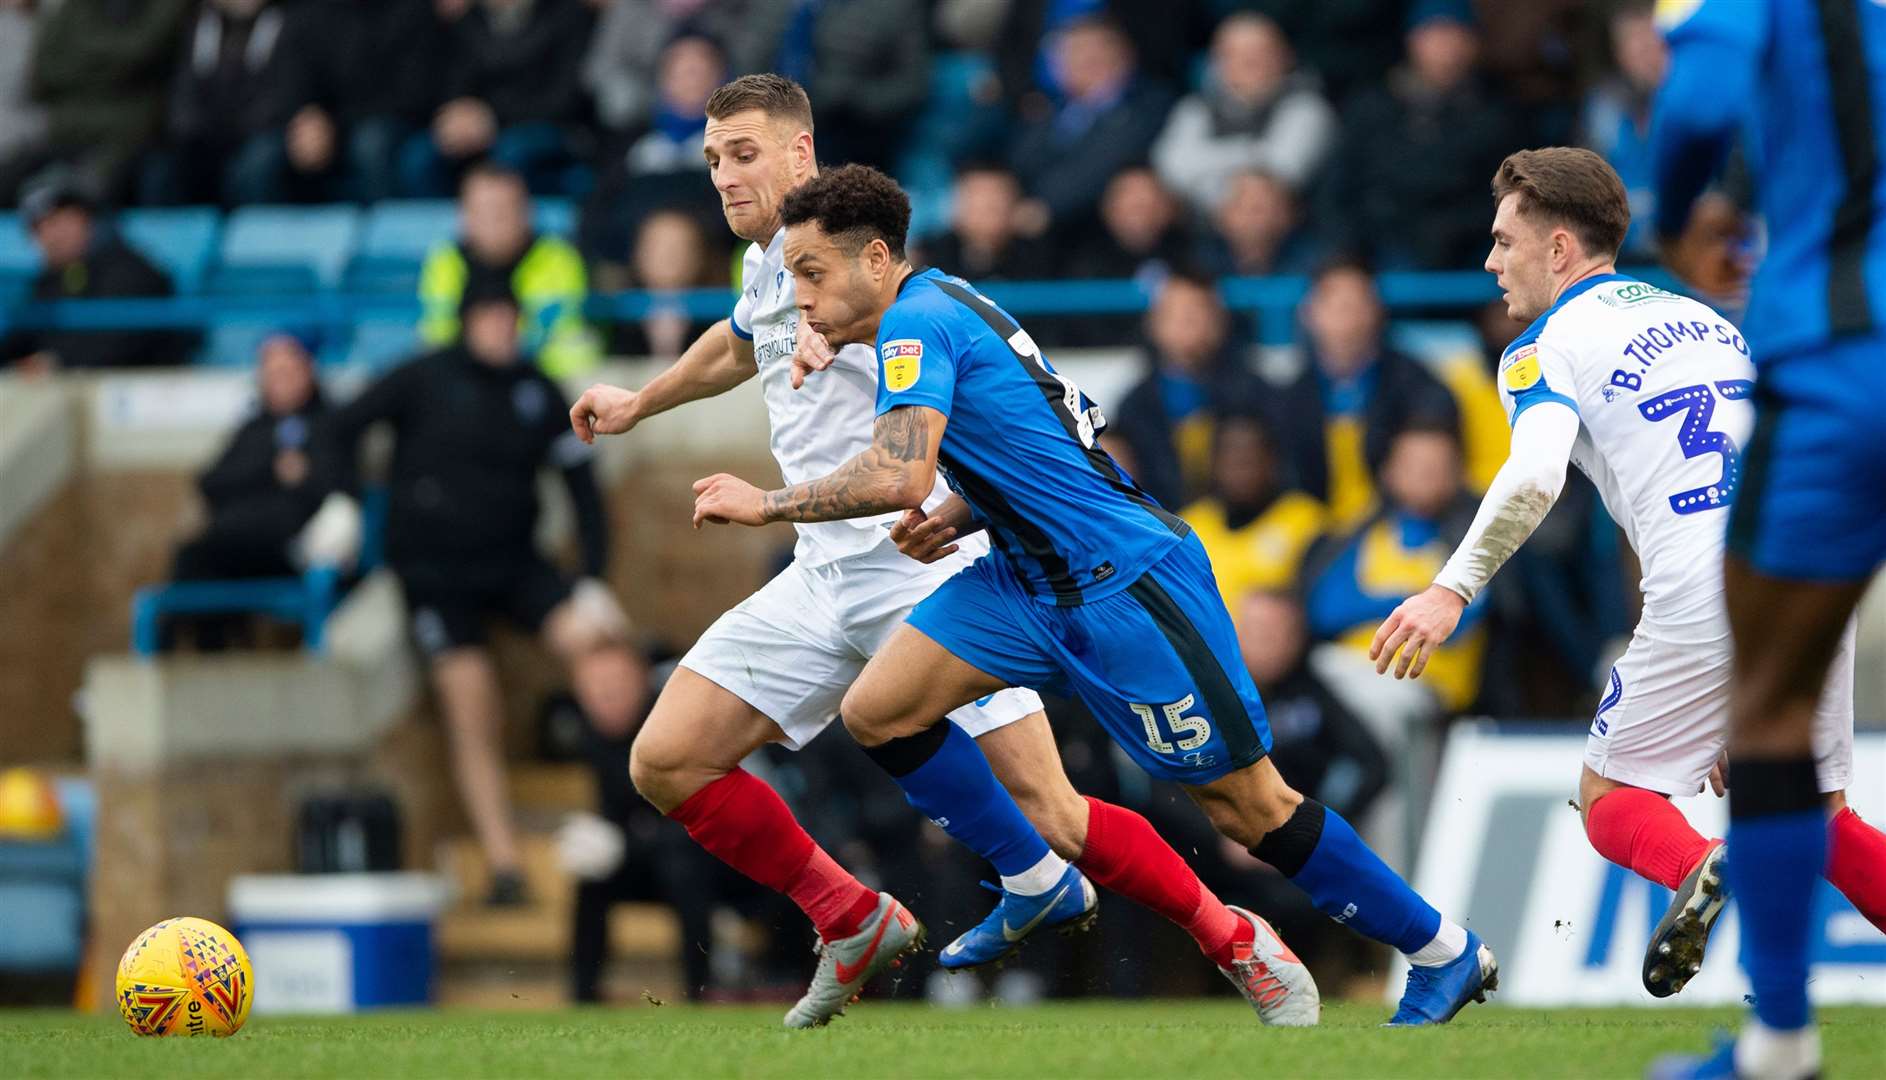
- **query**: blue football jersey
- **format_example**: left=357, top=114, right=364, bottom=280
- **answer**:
left=1654, top=0, right=1886, bottom=359
left=874, top=269, right=1189, bottom=605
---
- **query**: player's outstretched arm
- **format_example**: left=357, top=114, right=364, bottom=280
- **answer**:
left=569, top=319, right=756, bottom=443
left=691, top=405, right=945, bottom=527
left=1371, top=402, right=1580, bottom=679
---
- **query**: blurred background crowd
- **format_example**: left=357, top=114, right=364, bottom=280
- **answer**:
left=0, top=0, right=1767, bottom=1011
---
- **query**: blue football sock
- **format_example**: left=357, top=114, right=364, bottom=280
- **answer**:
left=1727, top=758, right=1826, bottom=1032
left=858, top=719, right=1052, bottom=877
left=1255, top=799, right=1442, bottom=955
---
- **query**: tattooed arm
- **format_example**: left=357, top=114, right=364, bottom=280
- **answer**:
left=691, top=406, right=946, bottom=527
left=1369, top=402, right=1581, bottom=679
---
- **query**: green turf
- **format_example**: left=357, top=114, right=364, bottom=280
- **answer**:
left=3, top=1001, right=1877, bottom=1079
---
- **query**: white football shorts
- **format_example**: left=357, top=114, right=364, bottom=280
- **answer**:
left=1583, top=619, right=1856, bottom=796
left=680, top=533, right=1043, bottom=749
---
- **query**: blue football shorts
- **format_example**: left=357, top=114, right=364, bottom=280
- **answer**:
left=907, top=531, right=1271, bottom=784
left=1728, top=333, right=1886, bottom=581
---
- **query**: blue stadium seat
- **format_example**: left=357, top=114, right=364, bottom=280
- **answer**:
left=0, top=211, right=39, bottom=279
left=117, top=207, right=221, bottom=294
left=200, top=322, right=276, bottom=367
left=209, top=205, right=361, bottom=295
left=534, top=197, right=576, bottom=240
left=131, top=565, right=343, bottom=656
left=340, top=318, right=421, bottom=369
left=348, top=200, right=457, bottom=293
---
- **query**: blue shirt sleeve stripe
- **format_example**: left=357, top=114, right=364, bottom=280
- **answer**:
left=1509, top=390, right=1579, bottom=426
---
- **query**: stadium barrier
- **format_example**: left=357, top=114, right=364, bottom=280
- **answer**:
left=1392, top=723, right=1886, bottom=1008
left=0, top=268, right=1681, bottom=350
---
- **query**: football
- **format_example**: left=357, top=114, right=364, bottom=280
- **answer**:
left=115, top=917, right=253, bottom=1037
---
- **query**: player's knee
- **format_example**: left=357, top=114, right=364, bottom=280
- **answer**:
left=628, top=723, right=691, bottom=808
left=839, top=682, right=911, bottom=746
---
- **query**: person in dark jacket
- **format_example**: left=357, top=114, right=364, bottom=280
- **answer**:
left=1314, top=1, right=1518, bottom=269
left=1105, top=270, right=1268, bottom=509
left=24, top=0, right=194, bottom=203
left=1264, top=258, right=1459, bottom=526
left=1, top=182, right=196, bottom=371
left=267, top=0, right=448, bottom=203
left=137, top=0, right=306, bottom=206
left=325, top=281, right=648, bottom=905
left=1005, top=16, right=1176, bottom=239
left=912, top=162, right=1051, bottom=284
left=398, top=0, right=596, bottom=196
left=160, top=330, right=329, bottom=649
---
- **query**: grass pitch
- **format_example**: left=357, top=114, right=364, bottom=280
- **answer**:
left=5, top=1001, right=1881, bottom=1078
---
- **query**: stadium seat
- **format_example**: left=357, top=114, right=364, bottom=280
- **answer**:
left=534, top=197, right=576, bottom=240
left=116, top=207, right=220, bottom=294
left=340, top=318, right=421, bottom=370
left=200, top=322, right=277, bottom=367
left=209, top=205, right=362, bottom=295
left=348, top=200, right=457, bottom=293
left=130, top=565, right=343, bottom=656
left=0, top=211, right=39, bottom=279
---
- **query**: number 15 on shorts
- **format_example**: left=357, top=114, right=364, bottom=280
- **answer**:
left=1131, top=695, right=1212, bottom=755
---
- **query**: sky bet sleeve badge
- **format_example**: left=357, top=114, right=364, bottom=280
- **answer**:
left=1504, top=344, right=1543, bottom=392
left=881, top=339, right=923, bottom=392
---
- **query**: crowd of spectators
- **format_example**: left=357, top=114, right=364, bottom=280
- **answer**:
left=2, top=0, right=1691, bottom=297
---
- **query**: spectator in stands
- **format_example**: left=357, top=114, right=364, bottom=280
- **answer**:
left=1265, top=259, right=1458, bottom=526
left=1179, top=413, right=1326, bottom=612
left=0, top=0, right=48, bottom=206
left=1237, top=0, right=1404, bottom=108
left=398, top=0, right=596, bottom=197
left=22, top=0, right=195, bottom=203
left=1580, top=1, right=1667, bottom=261
left=578, top=29, right=726, bottom=266
left=735, top=0, right=930, bottom=172
left=139, top=0, right=309, bottom=207
left=271, top=0, right=449, bottom=203
left=1315, top=0, right=1516, bottom=269
left=1107, top=271, right=1267, bottom=509
left=418, top=163, right=600, bottom=379
left=1237, top=590, right=1387, bottom=824
left=161, top=331, right=330, bottom=648
left=993, top=0, right=1207, bottom=112
left=0, top=181, right=195, bottom=371
left=1196, top=169, right=1314, bottom=279
left=1152, top=13, right=1336, bottom=213
left=582, top=0, right=753, bottom=136
left=1006, top=16, right=1176, bottom=238
left=1303, top=419, right=1487, bottom=715
left=1073, top=167, right=1190, bottom=283
left=611, top=209, right=721, bottom=359
left=914, top=162, right=1051, bottom=283
left=325, top=281, right=649, bottom=906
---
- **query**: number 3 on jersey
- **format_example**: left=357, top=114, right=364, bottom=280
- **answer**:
left=1638, top=379, right=1753, bottom=515
left=1130, top=695, right=1211, bottom=755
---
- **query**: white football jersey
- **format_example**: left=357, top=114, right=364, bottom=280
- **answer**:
left=1496, top=275, right=1755, bottom=642
left=731, top=228, right=950, bottom=566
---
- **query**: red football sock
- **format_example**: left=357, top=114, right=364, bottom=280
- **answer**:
left=1074, top=796, right=1252, bottom=968
left=669, top=768, right=879, bottom=941
left=1827, top=806, right=1886, bottom=933
left=1584, top=786, right=1715, bottom=891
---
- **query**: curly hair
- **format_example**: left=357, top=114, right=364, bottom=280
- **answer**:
left=779, top=163, right=910, bottom=260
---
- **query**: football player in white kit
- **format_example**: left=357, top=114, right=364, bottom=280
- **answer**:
left=569, top=75, right=1314, bottom=1029
left=1367, top=148, right=1885, bottom=999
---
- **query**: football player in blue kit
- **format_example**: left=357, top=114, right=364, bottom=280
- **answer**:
left=1652, top=2, right=1886, bottom=1077
left=689, top=163, right=1494, bottom=1026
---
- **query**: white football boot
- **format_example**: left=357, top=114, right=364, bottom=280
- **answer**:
left=1218, top=906, right=1320, bottom=1027
left=783, top=892, right=925, bottom=1029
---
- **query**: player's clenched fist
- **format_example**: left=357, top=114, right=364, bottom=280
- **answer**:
left=890, top=508, right=959, bottom=564
left=570, top=384, right=641, bottom=443
left=1369, top=583, right=1468, bottom=680
left=692, top=473, right=769, bottom=527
